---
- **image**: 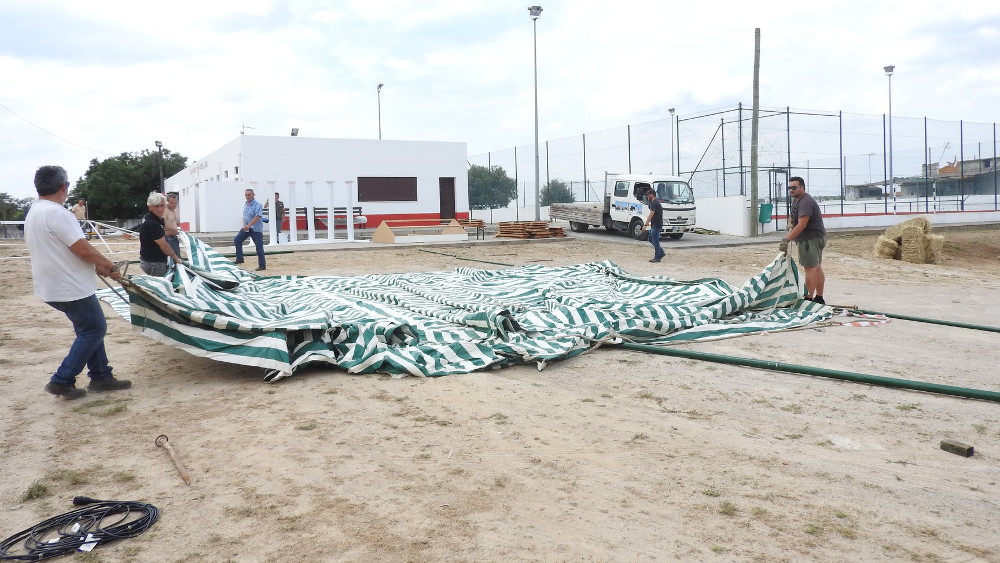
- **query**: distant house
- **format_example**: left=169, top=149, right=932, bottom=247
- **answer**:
left=164, top=135, right=469, bottom=233
left=901, top=156, right=999, bottom=197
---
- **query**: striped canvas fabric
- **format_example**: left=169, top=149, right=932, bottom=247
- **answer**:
left=97, top=232, right=830, bottom=380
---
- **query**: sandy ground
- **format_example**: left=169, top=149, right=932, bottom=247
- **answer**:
left=1, top=227, right=999, bottom=562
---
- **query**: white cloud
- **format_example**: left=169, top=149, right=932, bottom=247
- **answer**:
left=2, top=0, right=1000, bottom=200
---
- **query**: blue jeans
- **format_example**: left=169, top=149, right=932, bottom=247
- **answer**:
left=46, top=295, right=114, bottom=385
left=165, top=235, right=180, bottom=257
left=234, top=229, right=266, bottom=268
left=648, top=225, right=664, bottom=258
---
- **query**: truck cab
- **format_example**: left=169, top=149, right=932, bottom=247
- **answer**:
left=606, top=174, right=696, bottom=240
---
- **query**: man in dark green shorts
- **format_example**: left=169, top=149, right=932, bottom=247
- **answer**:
left=780, top=176, right=827, bottom=304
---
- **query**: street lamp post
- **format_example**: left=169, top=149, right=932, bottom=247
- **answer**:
left=884, top=64, right=895, bottom=213
left=377, top=83, right=384, bottom=140
left=154, top=140, right=164, bottom=193
left=668, top=107, right=676, bottom=176
left=529, top=5, right=543, bottom=221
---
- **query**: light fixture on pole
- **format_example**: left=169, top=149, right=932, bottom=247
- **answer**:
left=154, top=140, right=164, bottom=193
left=668, top=107, right=676, bottom=176
left=377, top=83, right=384, bottom=140
left=884, top=64, right=895, bottom=212
left=528, top=5, right=543, bottom=221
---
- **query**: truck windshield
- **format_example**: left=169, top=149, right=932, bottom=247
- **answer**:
left=654, top=182, right=694, bottom=204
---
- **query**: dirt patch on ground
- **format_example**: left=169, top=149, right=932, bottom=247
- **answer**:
left=1, top=228, right=998, bottom=562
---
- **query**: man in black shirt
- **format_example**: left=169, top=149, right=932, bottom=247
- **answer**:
left=643, top=189, right=664, bottom=263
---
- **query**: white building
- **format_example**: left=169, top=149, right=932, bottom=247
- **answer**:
left=165, top=135, right=469, bottom=235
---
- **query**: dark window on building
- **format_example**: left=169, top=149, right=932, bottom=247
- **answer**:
left=358, top=177, right=418, bottom=201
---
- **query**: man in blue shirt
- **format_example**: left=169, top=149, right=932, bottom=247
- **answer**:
left=233, top=188, right=266, bottom=271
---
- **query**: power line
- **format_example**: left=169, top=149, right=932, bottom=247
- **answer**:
left=0, top=99, right=113, bottom=155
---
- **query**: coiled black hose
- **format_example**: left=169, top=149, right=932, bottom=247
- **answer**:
left=0, top=497, right=159, bottom=561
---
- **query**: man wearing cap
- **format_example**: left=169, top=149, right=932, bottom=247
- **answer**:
left=780, top=176, right=827, bottom=304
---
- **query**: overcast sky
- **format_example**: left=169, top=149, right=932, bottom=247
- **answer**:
left=2, top=0, right=998, bottom=201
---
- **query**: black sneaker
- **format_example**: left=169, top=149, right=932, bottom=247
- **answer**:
left=649, top=258, right=662, bottom=263
left=812, top=296, right=826, bottom=305
left=45, top=382, right=87, bottom=400
left=88, top=377, right=132, bottom=393
left=234, top=260, right=244, bottom=264
left=255, top=266, right=266, bottom=271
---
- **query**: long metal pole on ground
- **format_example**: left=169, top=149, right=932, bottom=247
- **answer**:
left=619, top=342, right=1000, bottom=403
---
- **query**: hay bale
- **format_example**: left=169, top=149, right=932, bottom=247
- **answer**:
left=900, top=225, right=926, bottom=264
left=884, top=216, right=932, bottom=240
left=874, top=235, right=900, bottom=259
left=923, top=234, right=945, bottom=264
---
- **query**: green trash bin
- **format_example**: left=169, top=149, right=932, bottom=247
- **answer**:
left=758, top=203, right=774, bottom=224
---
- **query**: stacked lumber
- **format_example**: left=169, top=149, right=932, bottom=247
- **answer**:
left=495, top=221, right=556, bottom=239
left=459, top=219, right=485, bottom=228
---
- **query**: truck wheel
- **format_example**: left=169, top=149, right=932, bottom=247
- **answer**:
left=630, top=219, right=648, bottom=241
left=569, top=221, right=589, bottom=233
left=668, top=233, right=684, bottom=240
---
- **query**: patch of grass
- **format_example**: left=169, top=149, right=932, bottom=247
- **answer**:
left=487, top=412, right=508, bottom=424
left=702, top=489, right=721, bottom=497
left=113, top=471, right=137, bottom=483
left=710, top=546, right=726, bottom=554
left=22, top=481, right=49, bottom=502
left=321, top=389, right=337, bottom=395
left=973, top=424, right=987, bottom=434
left=718, top=501, right=738, bottom=516
left=581, top=398, right=595, bottom=403
left=98, top=403, right=128, bottom=417
left=600, top=393, right=613, bottom=399
left=295, top=421, right=318, bottom=431
left=71, top=397, right=129, bottom=417
left=781, top=404, right=803, bottom=414
left=629, top=433, right=649, bottom=442
left=48, top=469, right=89, bottom=486
left=804, top=523, right=823, bottom=535
left=784, top=434, right=803, bottom=439
left=835, top=526, right=857, bottom=539
left=896, top=403, right=920, bottom=411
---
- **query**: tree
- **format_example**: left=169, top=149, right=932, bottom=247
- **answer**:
left=0, top=192, right=33, bottom=221
left=468, top=164, right=518, bottom=210
left=540, top=178, right=574, bottom=206
left=70, top=148, right=188, bottom=221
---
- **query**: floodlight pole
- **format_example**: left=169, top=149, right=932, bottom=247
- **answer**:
left=377, top=83, right=384, bottom=140
left=668, top=108, right=676, bottom=175
left=884, top=65, right=895, bottom=213
left=529, top=6, right=543, bottom=221
left=155, top=140, right=164, bottom=193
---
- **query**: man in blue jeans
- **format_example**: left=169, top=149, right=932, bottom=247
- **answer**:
left=643, top=189, right=664, bottom=263
left=25, top=165, right=132, bottom=400
left=233, top=188, right=267, bottom=271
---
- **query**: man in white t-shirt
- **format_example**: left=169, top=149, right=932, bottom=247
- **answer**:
left=25, top=165, right=132, bottom=400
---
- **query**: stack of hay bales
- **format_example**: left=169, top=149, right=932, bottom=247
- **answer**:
left=873, top=216, right=943, bottom=264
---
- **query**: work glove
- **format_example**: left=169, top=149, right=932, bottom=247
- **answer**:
left=779, top=239, right=789, bottom=254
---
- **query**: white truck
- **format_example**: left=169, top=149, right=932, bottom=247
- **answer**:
left=549, top=174, right=696, bottom=240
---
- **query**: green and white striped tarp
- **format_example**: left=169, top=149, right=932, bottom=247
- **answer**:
left=97, top=232, right=830, bottom=380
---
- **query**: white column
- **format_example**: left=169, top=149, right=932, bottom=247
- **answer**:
left=344, top=179, right=356, bottom=242
left=287, top=181, right=298, bottom=244
left=304, top=181, right=316, bottom=241
left=325, top=181, right=338, bottom=241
